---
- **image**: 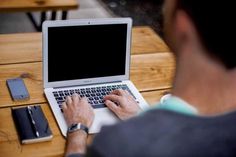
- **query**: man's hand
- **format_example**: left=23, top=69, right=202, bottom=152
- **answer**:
left=62, top=94, right=94, bottom=155
left=104, top=89, right=141, bottom=120
left=62, top=94, right=94, bottom=127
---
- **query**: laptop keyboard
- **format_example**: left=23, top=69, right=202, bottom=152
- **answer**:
left=52, top=84, right=136, bottom=110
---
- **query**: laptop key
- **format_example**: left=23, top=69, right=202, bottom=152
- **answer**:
left=56, top=97, right=63, bottom=101
left=53, top=93, right=59, bottom=96
left=89, top=97, right=94, bottom=101
left=65, top=93, right=70, bottom=96
left=76, top=91, right=81, bottom=95
left=59, top=93, right=64, bottom=97
left=57, top=100, right=64, bottom=105
left=86, top=90, right=91, bottom=94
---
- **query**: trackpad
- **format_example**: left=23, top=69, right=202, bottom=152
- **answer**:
left=89, top=108, right=119, bottom=134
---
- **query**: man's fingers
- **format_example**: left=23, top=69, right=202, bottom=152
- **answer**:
left=66, top=96, right=72, bottom=105
left=72, top=94, right=80, bottom=106
left=111, top=89, right=127, bottom=96
left=105, top=100, right=119, bottom=113
left=124, top=90, right=134, bottom=99
left=80, top=97, right=88, bottom=103
left=61, top=102, right=67, bottom=111
left=80, top=97, right=92, bottom=107
left=104, top=94, right=122, bottom=104
left=124, top=90, right=131, bottom=96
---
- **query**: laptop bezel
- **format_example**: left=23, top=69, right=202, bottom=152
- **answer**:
left=42, top=18, right=132, bottom=89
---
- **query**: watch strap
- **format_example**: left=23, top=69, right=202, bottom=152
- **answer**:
left=67, top=123, right=89, bottom=135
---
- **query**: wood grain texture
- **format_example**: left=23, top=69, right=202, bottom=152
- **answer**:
left=0, top=33, right=42, bottom=65
left=0, top=27, right=171, bottom=65
left=0, top=52, right=175, bottom=107
left=0, top=103, right=66, bottom=157
left=131, top=53, right=175, bottom=92
left=0, top=0, right=78, bottom=12
left=132, top=26, right=170, bottom=54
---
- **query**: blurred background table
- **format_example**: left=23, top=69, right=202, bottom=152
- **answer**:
left=0, top=0, right=79, bottom=31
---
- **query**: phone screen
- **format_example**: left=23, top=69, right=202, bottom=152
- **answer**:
left=6, top=78, right=30, bottom=101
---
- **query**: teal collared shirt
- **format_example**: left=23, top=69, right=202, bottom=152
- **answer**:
left=144, top=95, right=198, bottom=116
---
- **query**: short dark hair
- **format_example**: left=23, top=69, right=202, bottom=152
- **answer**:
left=176, top=0, right=236, bottom=69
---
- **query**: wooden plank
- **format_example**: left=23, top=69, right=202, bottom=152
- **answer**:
left=0, top=27, right=170, bottom=65
left=0, top=33, right=42, bottom=65
left=0, top=0, right=78, bottom=13
left=0, top=53, right=175, bottom=108
left=0, top=103, right=66, bottom=157
left=141, top=89, right=172, bottom=106
left=131, top=53, right=175, bottom=92
left=132, top=26, right=170, bottom=54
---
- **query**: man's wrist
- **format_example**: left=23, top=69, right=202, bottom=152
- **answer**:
left=66, top=130, right=88, bottom=156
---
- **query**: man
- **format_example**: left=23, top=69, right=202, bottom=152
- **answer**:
left=62, top=0, right=236, bottom=156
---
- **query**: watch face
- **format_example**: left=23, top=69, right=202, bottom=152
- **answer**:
left=68, top=123, right=88, bottom=134
left=69, top=123, right=79, bottom=132
left=71, top=124, right=78, bottom=130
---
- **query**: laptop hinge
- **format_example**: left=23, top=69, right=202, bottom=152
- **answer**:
left=53, top=81, right=123, bottom=89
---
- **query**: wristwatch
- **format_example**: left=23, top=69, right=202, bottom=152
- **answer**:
left=67, top=123, right=89, bottom=135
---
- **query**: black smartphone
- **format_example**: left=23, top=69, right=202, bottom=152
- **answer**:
left=6, top=78, right=30, bottom=101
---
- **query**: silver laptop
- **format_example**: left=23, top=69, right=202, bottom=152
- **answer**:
left=43, top=18, right=149, bottom=137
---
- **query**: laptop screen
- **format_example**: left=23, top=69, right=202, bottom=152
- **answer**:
left=48, top=24, right=128, bottom=82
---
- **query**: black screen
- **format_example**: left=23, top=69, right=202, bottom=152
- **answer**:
left=48, top=24, right=127, bottom=82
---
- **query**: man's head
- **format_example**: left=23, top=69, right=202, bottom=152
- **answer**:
left=163, top=0, right=235, bottom=69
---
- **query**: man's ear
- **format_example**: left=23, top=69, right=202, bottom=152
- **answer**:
left=174, top=10, right=197, bottom=52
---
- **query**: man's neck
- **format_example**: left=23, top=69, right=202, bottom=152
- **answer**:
left=172, top=47, right=236, bottom=115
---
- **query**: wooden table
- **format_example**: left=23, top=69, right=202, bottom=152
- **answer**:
left=0, top=26, right=175, bottom=157
left=0, top=0, right=79, bottom=31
